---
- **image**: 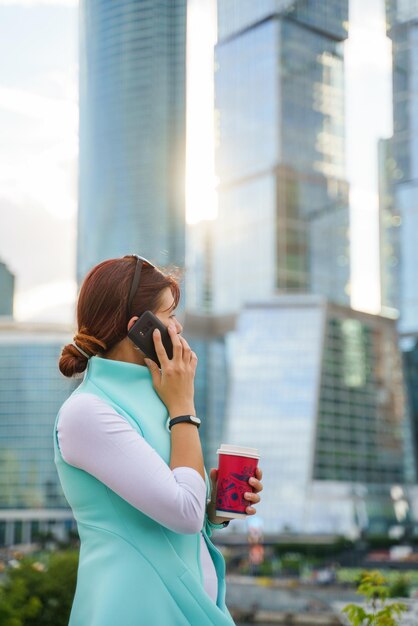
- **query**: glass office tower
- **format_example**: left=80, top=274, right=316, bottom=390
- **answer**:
left=0, top=323, right=77, bottom=547
left=224, top=297, right=415, bottom=535
left=0, top=260, right=14, bottom=318
left=213, top=0, right=350, bottom=314
left=386, top=0, right=418, bottom=335
left=78, top=1, right=187, bottom=282
left=186, top=220, right=216, bottom=314
left=385, top=2, right=418, bottom=504
left=184, top=311, right=235, bottom=466
left=378, top=138, right=400, bottom=315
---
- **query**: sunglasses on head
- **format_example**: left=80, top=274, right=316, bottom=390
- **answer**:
left=124, top=254, right=156, bottom=318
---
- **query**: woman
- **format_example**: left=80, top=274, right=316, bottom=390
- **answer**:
left=54, top=254, right=263, bottom=626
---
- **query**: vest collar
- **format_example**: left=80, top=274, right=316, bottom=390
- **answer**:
left=85, top=355, right=152, bottom=385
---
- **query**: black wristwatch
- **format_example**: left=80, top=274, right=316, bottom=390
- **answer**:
left=169, top=414, right=201, bottom=430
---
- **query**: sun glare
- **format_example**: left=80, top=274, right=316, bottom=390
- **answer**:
left=345, top=0, right=393, bottom=314
left=185, top=0, right=218, bottom=225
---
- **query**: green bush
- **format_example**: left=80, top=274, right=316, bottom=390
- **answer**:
left=0, top=550, right=79, bottom=626
left=338, top=567, right=418, bottom=588
left=280, top=552, right=302, bottom=576
left=342, top=570, right=407, bottom=626
left=388, top=574, right=410, bottom=598
left=258, top=560, right=273, bottom=576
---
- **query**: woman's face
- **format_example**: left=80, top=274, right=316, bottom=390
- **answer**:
left=155, top=287, right=182, bottom=334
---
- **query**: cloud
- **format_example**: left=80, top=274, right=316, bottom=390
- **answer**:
left=14, top=279, right=77, bottom=323
left=0, top=0, right=77, bottom=5
left=0, top=70, right=78, bottom=220
left=0, top=84, right=77, bottom=122
left=0, top=196, right=76, bottom=293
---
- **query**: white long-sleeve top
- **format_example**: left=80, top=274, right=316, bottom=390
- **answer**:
left=56, top=393, right=218, bottom=602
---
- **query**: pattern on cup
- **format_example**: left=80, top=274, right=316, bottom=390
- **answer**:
left=217, top=464, right=254, bottom=512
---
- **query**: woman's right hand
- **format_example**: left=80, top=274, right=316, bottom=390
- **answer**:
left=144, top=324, right=198, bottom=417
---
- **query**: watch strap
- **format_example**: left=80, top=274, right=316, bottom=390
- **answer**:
left=169, top=414, right=201, bottom=430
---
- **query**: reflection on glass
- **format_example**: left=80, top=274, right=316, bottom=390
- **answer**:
left=0, top=333, right=77, bottom=509
left=386, top=2, right=418, bottom=333
left=78, top=1, right=187, bottom=282
left=223, top=299, right=412, bottom=534
left=214, top=1, right=350, bottom=312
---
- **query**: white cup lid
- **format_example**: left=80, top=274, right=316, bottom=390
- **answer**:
left=216, top=443, right=259, bottom=459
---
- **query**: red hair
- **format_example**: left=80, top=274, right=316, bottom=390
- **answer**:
left=59, top=256, right=180, bottom=377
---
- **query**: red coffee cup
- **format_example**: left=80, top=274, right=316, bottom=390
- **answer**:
left=216, top=444, right=260, bottom=519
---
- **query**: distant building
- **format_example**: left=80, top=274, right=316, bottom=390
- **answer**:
left=78, top=0, right=187, bottom=281
left=186, top=220, right=215, bottom=314
left=184, top=312, right=235, bottom=466
left=403, top=341, right=418, bottom=487
left=385, top=0, right=418, bottom=508
left=223, top=296, right=415, bottom=535
left=211, top=0, right=350, bottom=314
left=386, top=0, right=418, bottom=335
left=0, top=322, right=77, bottom=547
left=378, top=138, right=400, bottom=316
left=0, top=260, right=14, bottom=318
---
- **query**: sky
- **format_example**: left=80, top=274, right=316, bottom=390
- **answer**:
left=0, top=0, right=392, bottom=323
left=0, top=0, right=78, bottom=322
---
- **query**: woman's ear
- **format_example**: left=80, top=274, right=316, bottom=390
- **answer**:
left=127, top=316, right=139, bottom=332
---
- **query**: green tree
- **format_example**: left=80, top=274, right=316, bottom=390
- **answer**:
left=0, top=550, right=78, bottom=626
left=342, top=570, right=408, bottom=626
left=388, top=575, right=410, bottom=599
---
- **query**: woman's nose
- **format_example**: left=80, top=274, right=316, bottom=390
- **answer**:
left=175, top=319, right=183, bottom=334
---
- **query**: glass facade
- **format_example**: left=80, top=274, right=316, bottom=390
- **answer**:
left=280, top=19, right=346, bottom=183
left=186, top=220, right=216, bottom=314
left=314, top=315, right=408, bottom=485
left=386, top=1, right=418, bottom=334
left=213, top=0, right=350, bottom=314
left=188, top=337, right=229, bottom=467
left=184, top=313, right=234, bottom=467
left=212, top=175, right=277, bottom=313
left=215, top=19, right=279, bottom=182
left=378, top=138, right=400, bottom=313
left=280, top=0, right=349, bottom=40
left=223, top=298, right=413, bottom=535
left=0, top=261, right=14, bottom=318
left=402, top=340, right=418, bottom=484
left=224, top=298, right=324, bottom=534
left=78, top=0, right=187, bottom=282
left=0, top=324, right=77, bottom=546
left=217, top=0, right=348, bottom=42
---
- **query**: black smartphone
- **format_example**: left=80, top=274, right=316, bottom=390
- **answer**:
left=128, top=310, right=173, bottom=367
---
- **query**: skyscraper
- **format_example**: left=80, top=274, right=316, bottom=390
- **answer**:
left=0, top=260, right=14, bottom=318
left=184, top=311, right=235, bottom=465
left=0, top=322, right=77, bottom=547
left=386, top=0, right=418, bottom=336
left=78, top=1, right=187, bottom=282
left=225, top=296, right=415, bottom=534
left=386, top=1, right=418, bottom=512
left=204, top=0, right=418, bottom=537
left=212, top=0, right=350, bottom=314
left=378, top=137, right=399, bottom=315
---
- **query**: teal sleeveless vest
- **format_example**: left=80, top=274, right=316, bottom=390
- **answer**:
left=53, top=356, right=235, bottom=626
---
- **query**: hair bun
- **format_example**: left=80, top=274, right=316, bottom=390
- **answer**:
left=59, top=330, right=107, bottom=378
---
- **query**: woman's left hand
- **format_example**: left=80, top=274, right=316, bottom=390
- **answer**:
left=207, top=466, right=263, bottom=525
